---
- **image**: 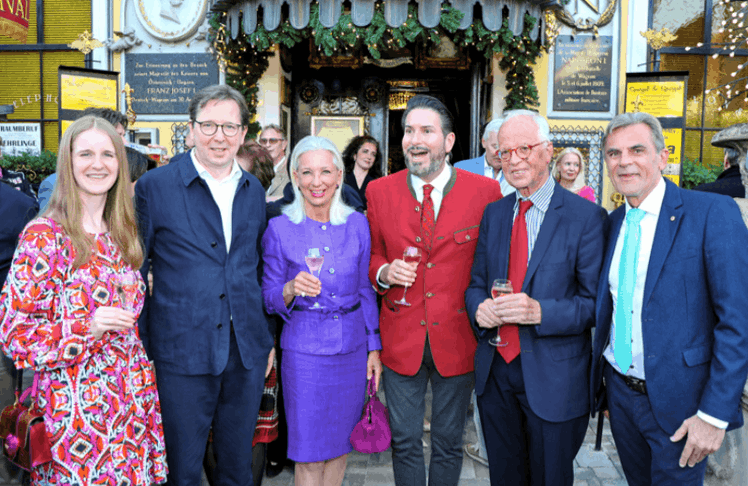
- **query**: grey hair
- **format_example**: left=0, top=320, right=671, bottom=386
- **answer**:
left=725, top=147, right=741, bottom=168
left=603, top=112, right=665, bottom=152
left=188, top=84, right=250, bottom=127
left=502, top=110, right=550, bottom=142
left=552, top=147, right=587, bottom=193
left=261, top=124, right=286, bottom=140
left=283, top=136, right=354, bottom=225
left=482, top=118, right=504, bottom=142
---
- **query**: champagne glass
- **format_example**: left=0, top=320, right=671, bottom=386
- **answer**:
left=394, top=246, right=422, bottom=307
left=305, top=248, right=325, bottom=310
left=488, top=279, right=512, bottom=347
left=113, top=271, right=140, bottom=344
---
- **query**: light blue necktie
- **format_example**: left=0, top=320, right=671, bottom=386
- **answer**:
left=614, top=207, right=646, bottom=374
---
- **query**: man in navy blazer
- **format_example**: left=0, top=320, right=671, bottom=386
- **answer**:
left=591, top=112, right=748, bottom=485
left=136, top=85, right=274, bottom=486
left=454, top=118, right=515, bottom=197
left=465, top=111, right=607, bottom=485
left=0, top=182, right=36, bottom=288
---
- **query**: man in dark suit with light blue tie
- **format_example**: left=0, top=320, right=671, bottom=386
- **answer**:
left=454, top=118, right=515, bottom=197
left=136, top=84, right=274, bottom=486
left=466, top=110, right=607, bottom=485
left=591, top=112, right=748, bottom=485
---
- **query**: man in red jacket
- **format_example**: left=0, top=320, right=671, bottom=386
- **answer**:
left=367, top=95, right=502, bottom=486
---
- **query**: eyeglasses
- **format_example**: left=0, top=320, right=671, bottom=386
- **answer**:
left=259, top=137, right=283, bottom=145
left=193, top=120, right=243, bottom=137
left=497, top=142, right=547, bottom=162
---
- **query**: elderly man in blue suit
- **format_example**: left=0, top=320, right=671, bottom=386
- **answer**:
left=591, top=112, right=748, bottom=485
left=136, top=84, right=274, bottom=486
left=466, top=110, right=608, bottom=485
left=454, top=118, right=515, bottom=197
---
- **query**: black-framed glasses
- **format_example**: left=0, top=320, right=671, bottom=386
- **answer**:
left=259, top=137, right=283, bottom=145
left=498, top=142, right=547, bottom=162
left=193, top=120, right=243, bottom=137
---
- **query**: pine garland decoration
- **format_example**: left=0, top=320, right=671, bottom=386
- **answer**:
left=208, top=1, right=547, bottom=123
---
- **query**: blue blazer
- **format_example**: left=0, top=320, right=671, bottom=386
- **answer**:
left=135, top=157, right=274, bottom=376
left=591, top=180, right=748, bottom=433
left=454, top=155, right=483, bottom=175
left=466, top=182, right=608, bottom=423
left=0, top=183, right=37, bottom=287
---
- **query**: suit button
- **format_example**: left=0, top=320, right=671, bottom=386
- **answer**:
left=420, top=320, right=426, bottom=326
left=211, top=241, right=217, bottom=247
left=465, top=235, right=471, bottom=240
left=321, top=225, right=327, bottom=230
left=329, top=268, right=335, bottom=274
left=333, top=315, right=339, bottom=320
left=415, top=236, right=422, bottom=243
left=426, top=292, right=434, bottom=298
left=426, top=263, right=434, bottom=268
left=220, top=294, right=226, bottom=300
left=217, top=323, right=223, bottom=329
left=324, top=246, right=330, bottom=252
left=415, top=206, right=420, bottom=212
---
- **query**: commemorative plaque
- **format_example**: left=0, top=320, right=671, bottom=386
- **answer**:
left=553, top=35, right=613, bottom=113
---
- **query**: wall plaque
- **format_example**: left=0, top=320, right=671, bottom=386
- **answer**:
left=553, top=35, right=613, bottom=112
left=125, top=53, right=218, bottom=115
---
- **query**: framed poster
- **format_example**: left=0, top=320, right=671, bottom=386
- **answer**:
left=58, top=66, right=119, bottom=140
left=311, top=116, right=365, bottom=154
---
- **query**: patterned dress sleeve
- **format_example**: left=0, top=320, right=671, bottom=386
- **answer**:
left=0, top=221, right=103, bottom=371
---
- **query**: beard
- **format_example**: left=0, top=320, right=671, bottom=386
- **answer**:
left=404, top=145, right=446, bottom=179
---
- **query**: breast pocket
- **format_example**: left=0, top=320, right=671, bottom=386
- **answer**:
left=453, top=225, right=479, bottom=245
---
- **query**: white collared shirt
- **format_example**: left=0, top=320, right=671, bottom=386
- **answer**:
left=604, top=177, right=726, bottom=429
left=409, top=162, right=451, bottom=219
left=191, top=152, right=243, bottom=253
left=482, top=155, right=515, bottom=196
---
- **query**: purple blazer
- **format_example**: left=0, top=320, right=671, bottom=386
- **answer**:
left=261, top=212, right=381, bottom=355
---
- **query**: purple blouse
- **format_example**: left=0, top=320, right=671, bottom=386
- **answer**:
left=261, top=212, right=381, bottom=355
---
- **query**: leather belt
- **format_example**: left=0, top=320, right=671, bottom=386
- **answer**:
left=292, top=301, right=361, bottom=314
left=619, top=373, right=647, bottom=395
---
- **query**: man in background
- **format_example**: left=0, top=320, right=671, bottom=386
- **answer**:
left=259, top=124, right=289, bottom=201
left=455, top=119, right=515, bottom=197
left=693, top=147, right=745, bottom=198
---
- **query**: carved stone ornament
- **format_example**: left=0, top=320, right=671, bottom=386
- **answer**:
left=553, top=0, right=618, bottom=36
left=105, top=27, right=143, bottom=53
left=135, top=0, right=209, bottom=42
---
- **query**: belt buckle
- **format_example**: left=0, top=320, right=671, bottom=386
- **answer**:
left=624, top=375, right=647, bottom=395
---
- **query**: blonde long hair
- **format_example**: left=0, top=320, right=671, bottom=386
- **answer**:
left=552, top=147, right=587, bottom=194
left=43, top=116, right=143, bottom=269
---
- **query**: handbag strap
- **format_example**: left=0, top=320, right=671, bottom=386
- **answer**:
left=367, top=376, right=376, bottom=398
left=17, top=372, right=39, bottom=404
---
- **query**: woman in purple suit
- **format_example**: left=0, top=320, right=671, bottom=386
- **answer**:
left=261, top=136, right=382, bottom=486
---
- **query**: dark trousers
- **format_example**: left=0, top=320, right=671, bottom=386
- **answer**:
left=155, top=330, right=267, bottom=486
left=382, top=339, right=474, bottom=486
left=478, top=353, right=588, bottom=486
left=604, top=363, right=707, bottom=485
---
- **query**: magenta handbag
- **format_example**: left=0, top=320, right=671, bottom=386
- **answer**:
left=350, top=377, right=391, bottom=453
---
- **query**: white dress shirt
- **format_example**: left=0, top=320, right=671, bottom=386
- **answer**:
left=604, top=177, right=726, bottom=429
left=376, top=163, right=452, bottom=287
left=191, top=152, right=243, bottom=253
left=482, top=156, right=516, bottom=197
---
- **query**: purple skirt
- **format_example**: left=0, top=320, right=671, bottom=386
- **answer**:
left=282, top=345, right=367, bottom=462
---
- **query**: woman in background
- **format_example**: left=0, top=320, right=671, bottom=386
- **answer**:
left=237, top=140, right=276, bottom=189
left=552, top=147, right=596, bottom=203
left=262, top=136, right=381, bottom=486
left=342, top=135, right=382, bottom=211
left=0, top=115, right=167, bottom=485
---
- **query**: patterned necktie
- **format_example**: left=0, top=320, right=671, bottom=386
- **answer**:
left=499, top=199, right=533, bottom=363
left=614, top=207, right=646, bottom=375
left=421, top=184, right=435, bottom=251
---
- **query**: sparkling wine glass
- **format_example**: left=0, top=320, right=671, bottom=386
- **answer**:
left=113, top=271, right=140, bottom=344
left=394, top=246, right=422, bottom=307
left=488, top=279, right=512, bottom=347
left=305, top=248, right=325, bottom=310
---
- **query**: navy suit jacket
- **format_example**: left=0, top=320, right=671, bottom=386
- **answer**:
left=0, top=183, right=37, bottom=288
left=466, top=182, right=608, bottom=422
left=591, top=179, right=748, bottom=433
left=454, top=155, right=483, bottom=175
left=135, top=157, right=273, bottom=376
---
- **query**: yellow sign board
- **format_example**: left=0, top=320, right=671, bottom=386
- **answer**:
left=60, top=74, right=117, bottom=111
left=662, top=128, right=682, bottom=165
left=625, top=81, right=684, bottom=118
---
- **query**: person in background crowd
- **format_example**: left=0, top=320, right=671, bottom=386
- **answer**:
left=592, top=112, right=748, bottom=485
left=237, top=140, right=275, bottom=189
left=367, top=95, right=501, bottom=486
left=0, top=183, right=36, bottom=288
left=551, top=147, right=596, bottom=203
left=260, top=124, right=289, bottom=202
left=0, top=115, right=168, bottom=485
left=342, top=135, right=382, bottom=211
left=0, top=135, right=36, bottom=200
left=262, top=136, right=381, bottom=486
left=38, top=107, right=129, bottom=211
left=455, top=118, right=514, bottom=197
left=466, top=110, right=607, bottom=486
left=136, top=84, right=274, bottom=486
left=693, top=147, right=745, bottom=198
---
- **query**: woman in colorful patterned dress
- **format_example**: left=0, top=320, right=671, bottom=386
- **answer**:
left=0, top=116, right=168, bottom=485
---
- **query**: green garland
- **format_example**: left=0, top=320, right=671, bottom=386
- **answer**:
left=208, top=1, right=546, bottom=129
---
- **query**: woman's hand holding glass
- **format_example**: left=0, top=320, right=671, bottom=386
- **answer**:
left=90, top=306, right=137, bottom=340
left=282, top=271, right=322, bottom=307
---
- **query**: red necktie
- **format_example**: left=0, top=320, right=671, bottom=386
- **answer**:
left=499, top=199, right=533, bottom=363
left=421, top=184, right=435, bottom=251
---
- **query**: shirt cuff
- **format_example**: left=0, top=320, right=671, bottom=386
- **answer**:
left=697, top=410, right=728, bottom=429
left=376, top=264, right=390, bottom=289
